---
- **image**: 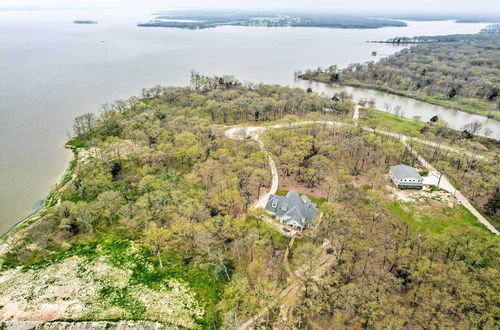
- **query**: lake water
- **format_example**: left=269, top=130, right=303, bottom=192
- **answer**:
left=0, top=9, right=494, bottom=235
left=292, top=81, right=500, bottom=136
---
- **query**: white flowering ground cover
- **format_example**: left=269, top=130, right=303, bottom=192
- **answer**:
left=0, top=321, right=170, bottom=329
left=0, top=243, right=206, bottom=329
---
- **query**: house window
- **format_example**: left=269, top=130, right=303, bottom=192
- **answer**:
left=282, top=204, right=287, bottom=211
left=272, top=201, right=277, bottom=208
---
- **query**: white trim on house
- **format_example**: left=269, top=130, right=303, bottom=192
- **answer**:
left=389, top=165, right=424, bottom=190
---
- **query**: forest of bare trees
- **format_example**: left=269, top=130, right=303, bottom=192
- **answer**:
left=1, top=78, right=498, bottom=328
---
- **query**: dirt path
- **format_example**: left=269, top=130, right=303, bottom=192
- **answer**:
left=225, top=122, right=498, bottom=236
left=237, top=237, right=298, bottom=330
left=283, top=237, right=298, bottom=282
left=352, top=107, right=488, bottom=160
left=225, top=127, right=279, bottom=209
left=353, top=104, right=360, bottom=123
left=226, top=119, right=498, bottom=328
left=237, top=283, right=299, bottom=330
left=238, top=238, right=336, bottom=329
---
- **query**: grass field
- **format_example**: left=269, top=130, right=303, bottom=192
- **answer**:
left=387, top=202, right=489, bottom=234
left=362, top=110, right=426, bottom=137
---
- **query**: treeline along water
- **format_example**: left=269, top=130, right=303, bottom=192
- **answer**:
left=0, top=8, right=493, bottom=234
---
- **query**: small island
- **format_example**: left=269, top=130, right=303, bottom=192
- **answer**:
left=73, top=20, right=98, bottom=25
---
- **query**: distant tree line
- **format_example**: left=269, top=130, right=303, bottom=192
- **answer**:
left=138, top=11, right=406, bottom=29
left=300, top=34, right=500, bottom=118
left=480, top=24, right=500, bottom=35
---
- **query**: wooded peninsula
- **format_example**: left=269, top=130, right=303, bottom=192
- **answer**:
left=138, top=10, right=407, bottom=29
left=299, top=34, right=500, bottom=119
left=0, top=72, right=498, bottom=328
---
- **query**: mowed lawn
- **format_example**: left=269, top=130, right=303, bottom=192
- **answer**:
left=363, top=110, right=426, bottom=137
left=387, top=202, right=490, bottom=234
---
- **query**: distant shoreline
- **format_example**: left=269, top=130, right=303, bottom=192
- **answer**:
left=74, top=20, right=98, bottom=24
left=138, top=11, right=407, bottom=30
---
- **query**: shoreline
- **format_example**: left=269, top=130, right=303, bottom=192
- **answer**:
left=299, top=78, right=500, bottom=122
left=1, top=74, right=497, bottom=242
left=0, top=144, right=78, bottom=242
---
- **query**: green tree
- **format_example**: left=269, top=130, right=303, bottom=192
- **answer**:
left=143, top=222, right=170, bottom=268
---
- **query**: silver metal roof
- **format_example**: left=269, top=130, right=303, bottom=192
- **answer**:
left=390, top=164, right=423, bottom=180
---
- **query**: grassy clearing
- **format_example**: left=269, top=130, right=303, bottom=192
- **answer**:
left=387, top=202, right=489, bottom=234
left=369, top=110, right=500, bottom=161
left=362, top=111, right=500, bottom=158
left=363, top=110, right=426, bottom=137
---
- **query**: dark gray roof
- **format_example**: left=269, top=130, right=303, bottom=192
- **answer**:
left=390, top=165, right=423, bottom=180
left=264, top=190, right=321, bottom=229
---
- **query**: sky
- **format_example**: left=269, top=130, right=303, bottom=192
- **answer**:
left=0, top=0, right=499, bottom=15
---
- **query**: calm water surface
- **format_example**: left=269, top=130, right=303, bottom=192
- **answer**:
left=0, top=9, right=494, bottom=234
left=293, top=81, right=500, bottom=136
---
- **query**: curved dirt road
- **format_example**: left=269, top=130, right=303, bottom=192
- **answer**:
left=225, top=126, right=279, bottom=208
left=225, top=121, right=499, bottom=235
